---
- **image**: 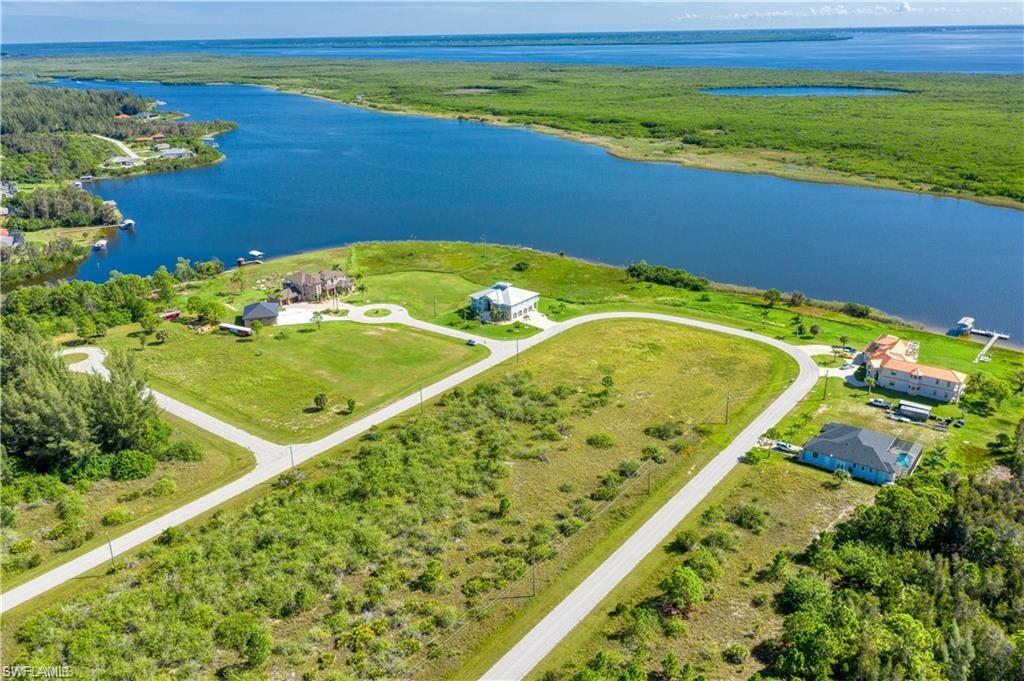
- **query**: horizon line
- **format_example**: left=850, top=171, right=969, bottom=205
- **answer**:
left=5, top=22, right=1021, bottom=47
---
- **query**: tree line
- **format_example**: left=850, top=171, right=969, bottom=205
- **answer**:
left=4, top=186, right=120, bottom=231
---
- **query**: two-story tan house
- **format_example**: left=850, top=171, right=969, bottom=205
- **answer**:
left=862, top=334, right=966, bottom=403
left=279, top=270, right=354, bottom=303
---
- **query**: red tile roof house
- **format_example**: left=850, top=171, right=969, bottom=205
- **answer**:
left=862, top=334, right=967, bottom=403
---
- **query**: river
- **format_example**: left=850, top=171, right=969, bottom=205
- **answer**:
left=54, top=79, right=1023, bottom=338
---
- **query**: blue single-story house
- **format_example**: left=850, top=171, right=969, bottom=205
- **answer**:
left=798, top=422, right=923, bottom=485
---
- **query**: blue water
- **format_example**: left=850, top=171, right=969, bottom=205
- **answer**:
left=8, top=26, right=1024, bottom=73
left=703, top=86, right=905, bottom=97
left=53, top=80, right=1023, bottom=339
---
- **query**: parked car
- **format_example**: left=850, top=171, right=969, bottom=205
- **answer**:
left=868, top=398, right=892, bottom=409
left=840, top=362, right=855, bottom=370
left=886, top=413, right=912, bottom=423
left=954, top=418, right=965, bottom=428
left=466, top=339, right=478, bottom=346
left=773, top=441, right=801, bottom=454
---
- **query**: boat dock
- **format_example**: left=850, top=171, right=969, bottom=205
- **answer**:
left=971, top=328, right=1010, bottom=363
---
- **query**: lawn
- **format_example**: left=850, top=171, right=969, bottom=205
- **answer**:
left=532, top=452, right=876, bottom=680
left=1, top=413, right=254, bottom=590
left=98, top=320, right=485, bottom=443
left=3, top=319, right=797, bottom=678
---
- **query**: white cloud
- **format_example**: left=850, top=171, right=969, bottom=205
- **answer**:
left=672, top=3, right=965, bottom=22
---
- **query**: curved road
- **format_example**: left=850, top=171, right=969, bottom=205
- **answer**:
left=2, top=310, right=818, bottom=663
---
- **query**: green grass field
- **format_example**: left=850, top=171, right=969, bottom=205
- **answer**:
left=97, top=320, right=484, bottom=443
left=1, top=413, right=254, bottom=590
left=202, top=241, right=1023, bottom=381
left=5, top=56, right=1022, bottom=205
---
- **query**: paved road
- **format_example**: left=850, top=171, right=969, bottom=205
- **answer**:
left=3, top=311, right=815, bottom=628
left=482, top=317, right=819, bottom=681
left=91, top=133, right=141, bottom=160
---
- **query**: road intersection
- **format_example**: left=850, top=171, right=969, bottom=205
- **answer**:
left=5, top=308, right=819, bottom=681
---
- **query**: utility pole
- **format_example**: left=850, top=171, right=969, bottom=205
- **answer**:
left=725, top=393, right=731, bottom=424
left=289, top=445, right=295, bottom=470
left=105, top=533, right=116, bottom=571
left=823, top=370, right=829, bottom=401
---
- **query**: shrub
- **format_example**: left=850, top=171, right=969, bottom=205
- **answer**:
left=101, top=505, right=133, bottom=526
left=164, top=440, right=203, bottom=462
left=669, top=529, right=700, bottom=553
left=147, top=476, right=177, bottom=497
left=512, top=261, right=530, bottom=271
left=701, top=529, right=739, bottom=552
left=110, top=450, right=157, bottom=480
left=778, top=572, right=833, bottom=614
left=63, top=453, right=114, bottom=483
left=728, top=503, right=769, bottom=534
left=684, top=547, right=722, bottom=581
left=723, top=643, right=749, bottom=664
left=644, top=421, right=684, bottom=440
left=586, top=433, right=615, bottom=449
left=618, top=459, right=641, bottom=478
left=662, top=617, right=689, bottom=638
left=699, top=505, right=725, bottom=526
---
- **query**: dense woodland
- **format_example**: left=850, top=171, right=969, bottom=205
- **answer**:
left=1, top=81, right=233, bottom=183
left=3, top=185, right=120, bottom=231
left=1, top=257, right=224, bottom=332
left=0, top=322, right=204, bottom=575
left=0, top=238, right=89, bottom=287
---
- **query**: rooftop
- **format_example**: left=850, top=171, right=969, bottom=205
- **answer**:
left=470, top=282, right=539, bottom=308
left=804, top=422, right=923, bottom=475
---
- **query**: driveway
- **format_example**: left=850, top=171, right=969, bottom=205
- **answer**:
left=6, top=310, right=817, bottom=637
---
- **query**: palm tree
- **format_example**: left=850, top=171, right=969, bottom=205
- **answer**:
left=866, top=377, right=877, bottom=395
left=250, top=320, right=263, bottom=340
left=311, top=311, right=324, bottom=330
left=838, top=335, right=851, bottom=350
left=314, top=392, right=328, bottom=411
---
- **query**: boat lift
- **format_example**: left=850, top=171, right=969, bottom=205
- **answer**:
left=971, top=328, right=1010, bottom=363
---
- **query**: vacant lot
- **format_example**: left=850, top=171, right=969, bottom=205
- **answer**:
left=1, top=413, right=253, bottom=589
left=4, top=319, right=795, bottom=679
left=534, top=452, right=875, bottom=680
left=100, top=320, right=484, bottom=443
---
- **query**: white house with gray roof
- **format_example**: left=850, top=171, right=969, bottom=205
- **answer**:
left=798, top=422, right=923, bottom=485
left=469, top=282, right=539, bottom=323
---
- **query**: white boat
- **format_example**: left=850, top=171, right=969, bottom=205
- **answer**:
left=93, top=239, right=108, bottom=250
left=119, top=218, right=135, bottom=230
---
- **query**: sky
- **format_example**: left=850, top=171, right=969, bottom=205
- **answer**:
left=3, top=1, right=1022, bottom=44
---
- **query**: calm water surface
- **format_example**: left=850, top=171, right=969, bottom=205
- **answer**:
left=9, top=27, right=1024, bottom=73
left=60, top=80, right=1023, bottom=338
left=702, top=86, right=905, bottom=96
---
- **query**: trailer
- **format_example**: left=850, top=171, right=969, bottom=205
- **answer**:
left=218, top=323, right=252, bottom=337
